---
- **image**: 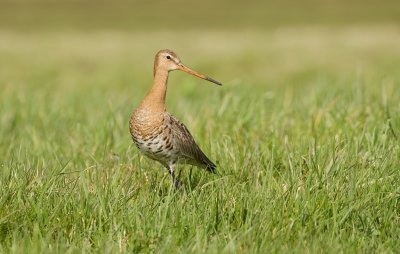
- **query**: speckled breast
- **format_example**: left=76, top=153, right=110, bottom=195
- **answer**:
left=129, top=110, right=178, bottom=165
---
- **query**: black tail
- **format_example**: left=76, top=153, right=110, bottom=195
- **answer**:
left=203, top=156, right=217, bottom=173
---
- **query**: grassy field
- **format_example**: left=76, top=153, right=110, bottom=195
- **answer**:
left=1, top=1, right=400, bottom=253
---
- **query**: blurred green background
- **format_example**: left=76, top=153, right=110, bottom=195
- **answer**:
left=1, top=0, right=400, bottom=30
left=1, top=0, right=400, bottom=93
left=1, top=1, right=400, bottom=253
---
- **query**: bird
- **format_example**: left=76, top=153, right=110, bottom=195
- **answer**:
left=129, top=49, right=222, bottom=188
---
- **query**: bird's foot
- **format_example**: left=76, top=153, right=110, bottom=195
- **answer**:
left=174, top=178, right=181, bottom=189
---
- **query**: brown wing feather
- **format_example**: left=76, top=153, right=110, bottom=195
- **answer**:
left=167, top=114, right=216, bottom=172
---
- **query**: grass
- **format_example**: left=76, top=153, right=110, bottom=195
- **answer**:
left=0, top=3, right=400, bottom=252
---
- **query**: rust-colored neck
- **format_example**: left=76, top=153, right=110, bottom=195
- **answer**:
left=139, top=69, right=169, bottom=112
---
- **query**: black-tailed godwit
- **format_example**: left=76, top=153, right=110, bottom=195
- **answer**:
left=129, top=49, right=222, bottom=188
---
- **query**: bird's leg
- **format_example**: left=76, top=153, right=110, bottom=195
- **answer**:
left=168, top=164, right=181, bottom=189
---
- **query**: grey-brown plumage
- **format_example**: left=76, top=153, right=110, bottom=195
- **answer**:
left=167, top=114, right=216, bottom=171
left=130, top=111, right=216, bottom=172
left=129, top=49, right=222, bottom=187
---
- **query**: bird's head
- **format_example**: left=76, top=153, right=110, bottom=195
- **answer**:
left=154, top=49, right=222, bottom=86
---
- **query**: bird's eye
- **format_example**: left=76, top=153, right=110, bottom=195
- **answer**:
left=166, top=55, right=171, bottom=59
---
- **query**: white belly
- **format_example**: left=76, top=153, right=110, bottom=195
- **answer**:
left=134, top=134, right=179, bottom=166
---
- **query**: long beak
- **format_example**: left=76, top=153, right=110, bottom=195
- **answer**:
left=178, top=63, right=222, bottom=86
